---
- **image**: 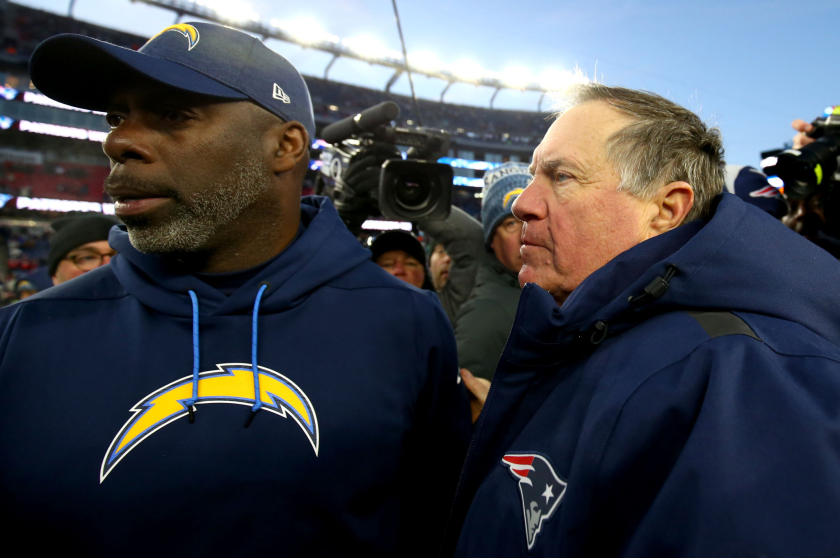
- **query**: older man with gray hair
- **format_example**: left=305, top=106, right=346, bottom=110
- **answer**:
left=443, top=84, right=840, bottom=557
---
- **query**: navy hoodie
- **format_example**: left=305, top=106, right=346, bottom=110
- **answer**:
left=0, top=196, right=471, bottom=557
left=446, top=193, right=840, bottom=557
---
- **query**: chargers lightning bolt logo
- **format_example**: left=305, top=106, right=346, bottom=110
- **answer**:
left=502, top=453, right=567, bottom=550
left=101, top=363, right=319, bottom=482
left=146, top=24, right=200, bottom=50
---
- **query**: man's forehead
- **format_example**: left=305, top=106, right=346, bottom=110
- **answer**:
left=531, top=102, right=630, bottom=172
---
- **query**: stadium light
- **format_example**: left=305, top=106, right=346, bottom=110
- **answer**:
left=18, top=120, right=107, bottom=142
left=191, top=0, right=259, bottom=22
left=271, top=17, right=339, bottom=45
left=135, top=0, right=590, bottom=108
left=408, top=51, right=443, bottom=72
left=500, top=67, right=535, bottom=90
left=449, top=60, right=485, bottom=82
left=342, top=35, right=403, bottom=61
left=539, top=68, right=589, bottom=91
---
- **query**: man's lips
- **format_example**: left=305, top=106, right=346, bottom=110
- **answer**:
left=113, top=197, right=171, bottom=216
left=107, top=185, right=175, bottom=217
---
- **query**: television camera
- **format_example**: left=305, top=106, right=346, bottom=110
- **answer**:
left=315, top=101, right=453, bottom=235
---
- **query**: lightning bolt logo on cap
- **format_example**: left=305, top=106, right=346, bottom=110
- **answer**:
left=100, top=363, right=319, bottom=482
left=503, top=188, right=524, bottom=208
left=146, top=24, right=200, bottom=51
left=502, top=453, right=567, bottom=550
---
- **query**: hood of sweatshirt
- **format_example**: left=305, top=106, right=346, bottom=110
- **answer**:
left=508, top=193, right=840, bottom=366
left=108, top=196, right=371, bottom=317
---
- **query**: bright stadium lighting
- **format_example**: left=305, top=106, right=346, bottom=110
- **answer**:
left=342, top=35, right=402, bottom=60
left=272, top=17, right=338, bottom=44
left=408, top=51, right=443, bottom=72
left=500, top=67, right=534, bottom=89
left=539, top=68, right=589, bottom=90
left=19, top=120, right=106, bottom=142
left=16, top=196, right=114, bottom=214
left=450, top=60, right=485, bottom=81
left=361, top=220, right=413, bottom=231
left=453, top=176, right=485, bottom=188
left=23, top=91, right=106, bottom=115
left=200, top=0, right=259, bottom=23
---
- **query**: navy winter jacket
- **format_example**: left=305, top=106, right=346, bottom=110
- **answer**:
left=0, top=196, right=471, bottom=557
left=445, top=193, right=840, bottom=557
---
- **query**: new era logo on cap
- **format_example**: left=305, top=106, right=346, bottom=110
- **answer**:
left=272, top=83, right=291, bottom=104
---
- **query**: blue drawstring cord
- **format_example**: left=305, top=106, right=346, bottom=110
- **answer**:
left=244, top=283, right=269, bottom=428
left=184, top=284, right=269, bottom=427
left=185, top=290, right=200, bottom=423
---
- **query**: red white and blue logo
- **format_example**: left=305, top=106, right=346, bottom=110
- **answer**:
left=502, top=453, right=567, bottom=551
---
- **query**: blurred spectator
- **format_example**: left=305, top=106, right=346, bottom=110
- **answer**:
left=12, top=278, right=37, bottom=301
left=370, top=230, right=428, bottom=289
left=47, top=213, right=118, bottom=285
left=781, top=118, right=840, bottom=257
left=419, top=206, right=485, bottom=325
left=454, top=163, right=529, bottom=380
left=428, top=242, right=451, bottom=290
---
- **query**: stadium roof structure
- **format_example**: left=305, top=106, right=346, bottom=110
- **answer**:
left=133, top=0, right=587, bottom=109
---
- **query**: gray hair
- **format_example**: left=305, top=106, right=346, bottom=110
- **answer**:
left=553, top=83, right=725, bottom=222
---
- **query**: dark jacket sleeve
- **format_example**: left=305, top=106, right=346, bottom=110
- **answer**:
left=418, top=207, right=485, bottom=325
left=454, top=295, right=512, bottom=381
left=584, top=337, right=840, bottom=557
left=398, top=290, right=472, bottom=557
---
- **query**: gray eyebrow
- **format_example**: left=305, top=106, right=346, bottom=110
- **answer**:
left=532, top=157, right=575, bottom=175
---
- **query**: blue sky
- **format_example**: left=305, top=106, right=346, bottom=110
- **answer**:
left=16, top=0, right=840, bottom=166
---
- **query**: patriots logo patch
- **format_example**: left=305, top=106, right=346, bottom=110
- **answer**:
left=101, top=363, right=319, bottom=482
left=502, top=453, right=567, bottom=550
left=146, top=24, right=200, bottom=51
left=749, top=185, right=782, bottom=198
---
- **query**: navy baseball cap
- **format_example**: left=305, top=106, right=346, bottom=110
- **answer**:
left=29, top=22, right=316, bottom=140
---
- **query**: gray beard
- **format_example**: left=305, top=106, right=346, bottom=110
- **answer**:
left=123, top=152, right=273, bottom=255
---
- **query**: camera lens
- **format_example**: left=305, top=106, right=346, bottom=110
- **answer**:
left=394, top=175, right=437, bottom=211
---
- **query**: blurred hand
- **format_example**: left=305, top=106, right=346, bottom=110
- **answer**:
left=792, top=119, right=816, bottom=149
left=461, top=368, right=491, bottom=424
left=334, top=142, right=401, bottom=235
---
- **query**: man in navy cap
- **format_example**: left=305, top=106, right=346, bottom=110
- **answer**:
left=0, top=23, right=469, bottom=557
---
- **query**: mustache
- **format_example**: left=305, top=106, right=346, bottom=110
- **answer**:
left=104, top=174, right=182, bottom=201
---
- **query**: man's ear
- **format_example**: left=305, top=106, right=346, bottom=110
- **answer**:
left=269, top=121, right=308, bottom=175
left=647, top=181, right=694, bottom=238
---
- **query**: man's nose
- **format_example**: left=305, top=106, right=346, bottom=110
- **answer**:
left=393, top=260, right=406, bottom=275
left=512, top=180, right=546, bottom=222
left=102, top=116, right=155, bottom=165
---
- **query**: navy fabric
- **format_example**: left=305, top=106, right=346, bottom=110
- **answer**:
left=0, top=196, right=470, bottom=557
left=445, top=193, right=840, bottom=557
left=724, top=164, right=786, bottom=217
left=29, top=22, right=316, bottom=140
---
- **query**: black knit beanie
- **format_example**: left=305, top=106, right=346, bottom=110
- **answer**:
left=47, top=214, right=120, bottom=276
left=370, top=231, right=427, bottom=269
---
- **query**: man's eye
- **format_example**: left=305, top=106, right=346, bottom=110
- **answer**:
left=105, top=114, right=123, bottom=128
left=555, top=172, right=571, bottom=184
left=162, top=109, right=189, bottom=123
left=76, top=255, right=98, bottom=264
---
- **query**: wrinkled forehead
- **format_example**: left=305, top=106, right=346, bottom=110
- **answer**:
left=532, top=101, right=632, bottom=168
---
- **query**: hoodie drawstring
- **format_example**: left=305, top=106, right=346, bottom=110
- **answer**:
left=185, top=283, right=270, bottom=427
left=244, top=283, right=269, bottom=428
left=185, top=290, right=200, bottom=423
